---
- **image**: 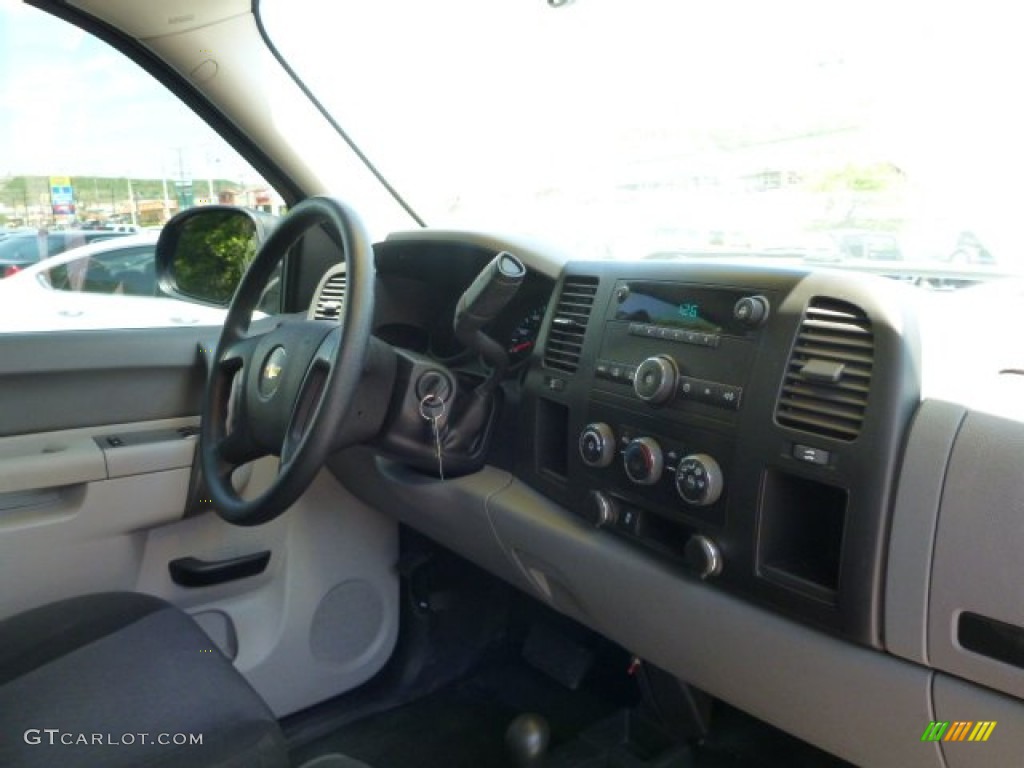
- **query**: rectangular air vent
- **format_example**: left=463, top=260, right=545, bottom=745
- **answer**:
left=314, top=270, right=346, bottom=320
left=542, top=275, right=598, bottom=374
left=775, top=297, right=874, bottom=441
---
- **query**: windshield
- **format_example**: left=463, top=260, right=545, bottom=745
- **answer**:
left=261, top=0, right=1024, bottom=272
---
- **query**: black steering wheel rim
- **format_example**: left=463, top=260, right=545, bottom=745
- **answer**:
left=200, top=196, right=375, bottom=526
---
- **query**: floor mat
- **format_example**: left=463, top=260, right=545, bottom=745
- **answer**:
left=289, top=662, right=622, bottom=768
left=291, top=661, right=851, bottom=768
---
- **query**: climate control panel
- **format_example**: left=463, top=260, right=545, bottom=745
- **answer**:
left=577, top=421, right=729, bottom=529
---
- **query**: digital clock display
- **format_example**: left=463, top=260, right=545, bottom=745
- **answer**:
left=613, top=281, right=750, bottom=335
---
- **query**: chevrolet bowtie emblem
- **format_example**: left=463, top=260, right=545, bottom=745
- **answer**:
left=259, top=347, right=288, bottom=397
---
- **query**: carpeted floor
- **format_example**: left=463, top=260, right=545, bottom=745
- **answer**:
left=290, top=661, right=851, bottom=768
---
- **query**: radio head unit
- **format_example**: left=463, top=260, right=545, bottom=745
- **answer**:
left=610, top=280, right=769, bottom=337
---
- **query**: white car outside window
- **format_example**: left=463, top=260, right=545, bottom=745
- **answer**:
left=0, top=233, right=231, bottom=332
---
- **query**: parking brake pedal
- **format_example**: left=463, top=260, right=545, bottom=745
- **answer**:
left=522, top=622, right=596, bottom=691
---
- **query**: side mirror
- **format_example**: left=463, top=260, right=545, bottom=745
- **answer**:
left=155, top=206, right=278, bottom=307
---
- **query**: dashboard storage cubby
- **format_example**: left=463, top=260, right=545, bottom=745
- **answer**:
left=757, top=470, right=847, bottom=602
left=535, top=398, right=570, bottom=480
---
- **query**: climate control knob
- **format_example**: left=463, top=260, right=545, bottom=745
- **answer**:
left=684, top=535, right=723, bottom=579
left=623, top=437, right=664, bottom=485
left=584, top=490, right=619, bottom=528
left=633, top=355, right=679, bottom=404
left=579, top=423, right=616, bottom=467
left=675, top=453, right=723, bottom=506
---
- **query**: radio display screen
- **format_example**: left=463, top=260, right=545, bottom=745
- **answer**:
left=613, top=282, right=745, bottom=334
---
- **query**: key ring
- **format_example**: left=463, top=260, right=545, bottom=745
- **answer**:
left=418, top=393, right=445, bottom=421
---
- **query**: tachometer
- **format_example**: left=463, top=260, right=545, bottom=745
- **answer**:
left=507, top=306, right=546, bottom=365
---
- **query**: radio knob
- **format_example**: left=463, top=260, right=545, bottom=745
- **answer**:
left=584, top=490, right=619, bottom=528
left=733, top=295, right=770, bottom=328
left=623, top=437, right=664, bottom=485
left=675, top=453, right=723, bottom=506
left=634, top=355, right=678, bottom=404
left=684, top=535, right=723, bottom=579
left=579, top=423, right=615, bottom=467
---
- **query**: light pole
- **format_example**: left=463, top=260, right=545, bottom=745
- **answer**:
left=127, top=177, right=138, bottom=226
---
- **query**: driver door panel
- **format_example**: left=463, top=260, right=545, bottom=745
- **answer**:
left=0, top=329, right=399, bottom=716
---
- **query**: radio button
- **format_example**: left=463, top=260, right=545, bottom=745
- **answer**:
left=718, top=385, right=742, bottom=410
left=695, top=381, right=717, bottom=404
left=634, top=355, right=679, bottom=404
left=623, top=437, right=664, bottom=485
left=734, top=295, right=770, bottom=328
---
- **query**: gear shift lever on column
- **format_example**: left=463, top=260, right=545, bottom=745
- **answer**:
left=505, top=712, right=550, bottom=768
left=444, top=251, right=526, bottom=454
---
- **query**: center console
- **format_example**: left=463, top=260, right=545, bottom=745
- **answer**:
left=520, top=261, right=920, bottom=647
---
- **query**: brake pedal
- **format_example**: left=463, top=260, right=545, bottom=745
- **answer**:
left=522, top=622, right=596, bottom=690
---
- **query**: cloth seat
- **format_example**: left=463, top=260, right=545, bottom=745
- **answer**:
left=0, top=591, right=289, bottom=768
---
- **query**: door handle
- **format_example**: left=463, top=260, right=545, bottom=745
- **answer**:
left=168, top=551, right=271, bottom=587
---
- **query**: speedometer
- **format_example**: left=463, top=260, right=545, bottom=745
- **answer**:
left=507, top=306, right=546, bottom=366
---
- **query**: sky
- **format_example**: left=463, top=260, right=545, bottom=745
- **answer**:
left=6, top=0, right=1024, bottom=258
left=263, top=0, right=1024, bottom=253
left=0, top=0, right=259, bottom=184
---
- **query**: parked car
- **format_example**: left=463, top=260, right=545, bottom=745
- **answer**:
left=0, top=232, right=230, bottom=331
left=831, top=230, right=903, bottom=261
left=0, top=227, right=32, bottom=241
left=0, top=229, right=131, bottom=278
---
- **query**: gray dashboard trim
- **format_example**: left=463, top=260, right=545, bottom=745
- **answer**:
left=385, top=229, right=566, bottom=279
left=886, top=399, right=967, bottom=664
left=334, top=440, right=945, bottom=768
left=929, top=409, right=1024, bottom=701
left=933, top=672, right=1024, bottom=767
left=486, top=479, right=941, bottom=768
left=332, top=444, right=957, bottom=766
left=328, top=448, right=531, bottom=595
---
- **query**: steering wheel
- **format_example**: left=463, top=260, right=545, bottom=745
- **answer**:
left=200, top=196, right=375, bottom=526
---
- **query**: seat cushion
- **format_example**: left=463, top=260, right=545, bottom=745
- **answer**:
left=0, top=592, right=288, bottom=768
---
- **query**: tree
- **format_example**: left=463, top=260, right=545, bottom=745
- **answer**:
left=172, top=211, right=257, bottom=304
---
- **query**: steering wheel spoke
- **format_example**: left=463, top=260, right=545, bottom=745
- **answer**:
left=280, top=357, right=330, bottom=467
left=218, top=333, right=261, bottom=373
left=216, top=429, right=266, bottom=468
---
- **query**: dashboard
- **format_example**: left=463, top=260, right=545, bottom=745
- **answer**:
left=327, top=230, right=1024, bottom=768
left=366, top=238, right=554, bottom=372
left=519, top=262, right=919, bottom=646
